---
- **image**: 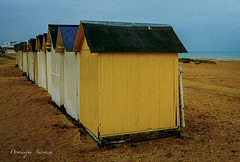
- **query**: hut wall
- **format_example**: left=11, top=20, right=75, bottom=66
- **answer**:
left=79, top=38, right=180, bottom=138
left=46, top=46, right=53, bottom=95
left=34, top=52, right=38, bottom=84
left=45, top=52, right=48, bottom=90
left=37, top=51, right=47, bottom=89
left=22, top=52, right=28, bottom=74
left=51, top=52, right=64, bottom=106
left=28, top=52, right=35, bottom=81
left=27, top=51, right=30, bottom=77
left=77, top=52, right=80, bottom=120
left=16, top=51, right=20, bottom=66
left=99, top=53, right=179, bottom=137
left=15, top=51, right=17, bottom=65
left=19, top=51, right=23, bottom=70
left=80, top=39, right=99, bottom=136
left=64, top=51, right=80, bottom=120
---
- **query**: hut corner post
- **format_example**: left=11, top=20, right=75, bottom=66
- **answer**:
left=179, top=65, right=186, bottom=128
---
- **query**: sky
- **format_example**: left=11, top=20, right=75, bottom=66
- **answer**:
left=0, top=0, right=240, bottom=52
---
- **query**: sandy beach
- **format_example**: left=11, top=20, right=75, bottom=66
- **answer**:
left=0, top=56, right=239, bottom=161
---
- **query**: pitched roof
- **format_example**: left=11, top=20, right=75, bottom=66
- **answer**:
left=80, top=21, right=187, bottom=53
left=48, top=24, right=78, bottom=50
left=22, top=42, right=27, bottom=52
left=20, top=42, right=24, bottom=51
left=58, top=25, right=79, bottom=52
left=37, top=35, right=43, bottom=50
left=30, top=39, right=36, bottom=52
left=48, top=25, right=58, bottom=49
left=35, top=36, right=38, bottom=51
left=14, top=44, right=18, bottom=51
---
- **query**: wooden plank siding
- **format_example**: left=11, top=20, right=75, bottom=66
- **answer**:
left=79, top=36, right=180, bottom=138
left=80, top=37, right=99, bottom=136
left=99, top=53, right=179, bottom=137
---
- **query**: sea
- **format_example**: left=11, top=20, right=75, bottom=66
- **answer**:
left=179, top=52, right=240, bottom=60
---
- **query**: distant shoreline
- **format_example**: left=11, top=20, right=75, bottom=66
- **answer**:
left=179, top=51, right=240, bottom=60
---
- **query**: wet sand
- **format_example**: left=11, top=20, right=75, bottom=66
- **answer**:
left=0, top=57, right=239, bottom=161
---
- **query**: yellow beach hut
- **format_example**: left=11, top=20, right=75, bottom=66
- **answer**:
left=73, top=21, right=187, bottom=144
left=55, top=25, right=80, bottom=120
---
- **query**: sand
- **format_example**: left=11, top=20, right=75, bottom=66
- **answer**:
left=0, top=56, right=239, bottom=161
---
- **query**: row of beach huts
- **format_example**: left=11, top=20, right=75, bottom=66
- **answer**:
left=14, top=20, right=187, bottom=144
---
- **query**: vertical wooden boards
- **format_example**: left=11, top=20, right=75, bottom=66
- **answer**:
left=28, top=52, right=35, bottom=81
left=99, top=53, right=179, bottom=137
left=22, top=52, right=28, bottom=74
left=80, top=38, right=99, bottom=137
left=179, top=65, right=185, bottom=128
left=64, top=52, right=79, bottom=120
left=37, top=51, right=47, bottom=90
left=34, top=52, right=38, bottom=85
left=46, top=48, right=53, bottom=95
left=51, top=52, right=64, bottom=106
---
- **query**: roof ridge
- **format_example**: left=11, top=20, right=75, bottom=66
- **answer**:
left=48, top=24, right=79, bottom=27
left=81, top=20, right=171, bottom=27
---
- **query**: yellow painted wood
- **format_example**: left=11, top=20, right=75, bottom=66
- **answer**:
left=80, top=38, right=99, bottom=136
left=99, top=53, right=179, bottom=137
left=79, top=37, right=180, bottom=138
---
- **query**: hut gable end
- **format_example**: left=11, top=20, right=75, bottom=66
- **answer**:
left=35, top=36, right=38, bottom=51
left=48, top=25, right=59, bottom=49
left=58, top=25, right=79, bottom=52
left=30, top=39, right=36, bottom=52
left=37, top=35, right=43, bottom=51
left=73, top=23, right=85, bottom=52
left=55, top=28, right=65, bottom=53
left=46, top=29, right=52, bottom=50
left=42, top=33, right=47, bottom=52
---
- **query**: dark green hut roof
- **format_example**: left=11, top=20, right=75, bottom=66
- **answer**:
left=20, top=42, right=27, bottom=52
left=48, top=25, right=59, bottom=49
left=30, top=39, right=36, bottom=52
left=38, top=35, right=43, bottom=50
left=81, top=21, right=187, bottom=53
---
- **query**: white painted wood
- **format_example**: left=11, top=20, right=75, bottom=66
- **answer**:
left=179, top=65, right=185, bottom=128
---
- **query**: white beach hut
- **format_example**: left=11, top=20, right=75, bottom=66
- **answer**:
left=18, top=42, right=24, bottom=70
left=22, top=42, right=28, bottom=75
left=28, top=39, right=36, bottom=82
left=46, top=25, right=60, bottom=104
left=55, top=25, right=80, bottom=120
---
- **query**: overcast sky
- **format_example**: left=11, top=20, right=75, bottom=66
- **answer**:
left=0, top=0, right=240, bottom=52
